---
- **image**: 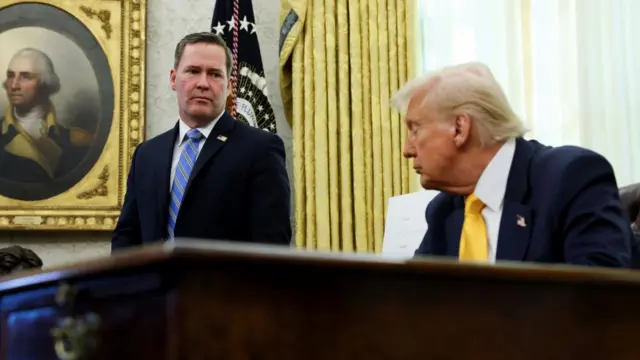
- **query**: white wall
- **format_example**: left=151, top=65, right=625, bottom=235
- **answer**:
left=0, top=0, right=289, bottom=268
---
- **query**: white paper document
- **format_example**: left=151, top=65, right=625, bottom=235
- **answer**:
left=382, top=190, right=439, bottom=258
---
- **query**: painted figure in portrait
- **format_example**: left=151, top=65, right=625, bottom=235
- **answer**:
left=0, top=0, right=143, bottom=230
left=0, top=48, right=94, bottom=184
left=0, top=2, right=115, bottom=203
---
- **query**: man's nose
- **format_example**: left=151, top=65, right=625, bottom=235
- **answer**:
left=403, top=141, right=416, bottom=159
left=8, top=78, right=20, bottom=90
left=196, top=73, right=210, bottom=89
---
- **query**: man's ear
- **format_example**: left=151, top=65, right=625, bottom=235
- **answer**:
left=453, top=113, right=472, bottom=148
left=169, top=68, right=177, bottom=91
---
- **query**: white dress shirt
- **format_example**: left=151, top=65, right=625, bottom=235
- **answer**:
left=169, top=113, right=223, bottom=190
left=472, top=137, right=516, bottom=263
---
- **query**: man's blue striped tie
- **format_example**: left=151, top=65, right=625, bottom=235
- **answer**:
left=167, top=129, right=203, bottom=240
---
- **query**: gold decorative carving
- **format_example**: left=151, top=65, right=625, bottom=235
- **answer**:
left=79, top=5, right=113, bottom=39
left=0, top=0, right=146, bottom=230
left=77, top=165, right=109, bottom=200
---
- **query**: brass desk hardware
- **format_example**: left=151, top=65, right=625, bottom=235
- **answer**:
left=51, top=312, right=101, bottom=360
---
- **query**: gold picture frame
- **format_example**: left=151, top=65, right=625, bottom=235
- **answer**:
left=0, top=0, right=145, bottom=230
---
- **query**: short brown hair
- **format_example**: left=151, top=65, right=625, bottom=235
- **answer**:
left=173, top=32, right=233, bottom=76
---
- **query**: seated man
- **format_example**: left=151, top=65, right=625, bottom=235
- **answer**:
left=619, top=183, right=640, bottom=268
left=390, top=62, right=632, bottom=267
left=0, top=245, right=43, bottom=275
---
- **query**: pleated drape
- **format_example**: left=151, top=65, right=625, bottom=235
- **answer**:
left=280, top=0, right=416, bottom=252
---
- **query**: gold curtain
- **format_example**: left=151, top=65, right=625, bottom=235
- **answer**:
left=280, top=0, right=416, bottom=252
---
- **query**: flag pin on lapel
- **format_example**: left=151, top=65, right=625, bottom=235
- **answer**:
left=217, top=135, right=227, bottom=142
left=516, top=215, right=526, bottom=227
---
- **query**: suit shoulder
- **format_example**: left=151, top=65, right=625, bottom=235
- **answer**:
left=527, top=142, right=616, bottom=197
left=235, top=120, right=279, bottom=138
left=531, top=142, right=611, bottom=173
left=233, top=121, right=283, bottom=146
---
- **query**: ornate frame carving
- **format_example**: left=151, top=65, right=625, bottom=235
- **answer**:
left=0, top=0, right=146, bottom=230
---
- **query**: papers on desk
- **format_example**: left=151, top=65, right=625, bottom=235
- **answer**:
left=382, top=190, right=439, bottom=258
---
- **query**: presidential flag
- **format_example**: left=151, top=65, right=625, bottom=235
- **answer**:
left=211, top=0, right=277, bottom=133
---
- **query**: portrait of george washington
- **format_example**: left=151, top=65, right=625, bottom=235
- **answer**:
left=0, top=48, right=94, bottom=184
left=0, top=2, right=114, bottom=202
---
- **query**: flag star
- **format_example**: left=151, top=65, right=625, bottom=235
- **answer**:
left=250, top=23, right=257, bottom=34
left=258, top=105, right=263, bottom=111
left=212, top=22, right=225, bottom=35
left=239, top=16, right=250, bottom=31
left=227, top=18, right=235, bottom=30
left=264, top=114, right=269, bottom=119
left=240, top=87, right=246, bottom=93
left=248, top=91, right=253, bottom=97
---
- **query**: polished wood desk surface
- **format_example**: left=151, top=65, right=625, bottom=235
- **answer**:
left=1, top=239, right=639, bottom=293
left=2, top=240, right=640, bottom=360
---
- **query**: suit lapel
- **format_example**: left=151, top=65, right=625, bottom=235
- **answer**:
left=445, top=197, right=465, bottom=256
left=496, top=138, right=534, bottom=261
left=155, top=123, right=179, bottom=235
left=184, top=112, right=236, bottom=195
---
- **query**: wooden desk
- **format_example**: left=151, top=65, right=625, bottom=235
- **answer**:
left=1, top=240, right=639, bottom=360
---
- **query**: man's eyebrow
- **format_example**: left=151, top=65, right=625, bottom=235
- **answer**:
left=7, top=70, right=35, bottom=74
left=183, top=66, right=223, bottom=71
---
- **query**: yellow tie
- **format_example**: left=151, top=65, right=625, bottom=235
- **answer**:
left=459, top=193, right=488, bottom=261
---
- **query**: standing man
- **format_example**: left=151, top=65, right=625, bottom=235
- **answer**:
left=112, top=32, right=291, bottom=250
left=390, top=62, right=632, bottom=267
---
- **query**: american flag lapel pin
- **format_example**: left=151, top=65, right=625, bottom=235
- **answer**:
left=217, top=135, right=227, bottom=142
left=516, top=215, right=526, bottom=227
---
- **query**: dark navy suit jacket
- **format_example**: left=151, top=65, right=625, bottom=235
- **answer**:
left=111, top=112, right=291, bottom=250
left=415, top=138, right=633, bottom=267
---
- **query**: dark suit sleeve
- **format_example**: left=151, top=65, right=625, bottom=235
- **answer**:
left=248, top=134, right=292, bottom=245
left=560, top=151, right=633, bottom=267
left=111, top=146, right=142, bottom=251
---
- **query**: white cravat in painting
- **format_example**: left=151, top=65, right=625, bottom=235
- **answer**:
left=382, top=190, right=439, bottom=258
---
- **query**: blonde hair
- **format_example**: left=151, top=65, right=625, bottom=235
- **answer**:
left=390, top=62, right=527, bottom=147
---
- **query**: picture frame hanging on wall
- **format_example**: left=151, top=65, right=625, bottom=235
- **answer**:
left=0, top=0, right=146, bottom=230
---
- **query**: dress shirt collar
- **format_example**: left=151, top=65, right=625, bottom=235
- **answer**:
left=473, top=137, right=516, bottom=212
left=177, top=110, right=224, bottom=145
